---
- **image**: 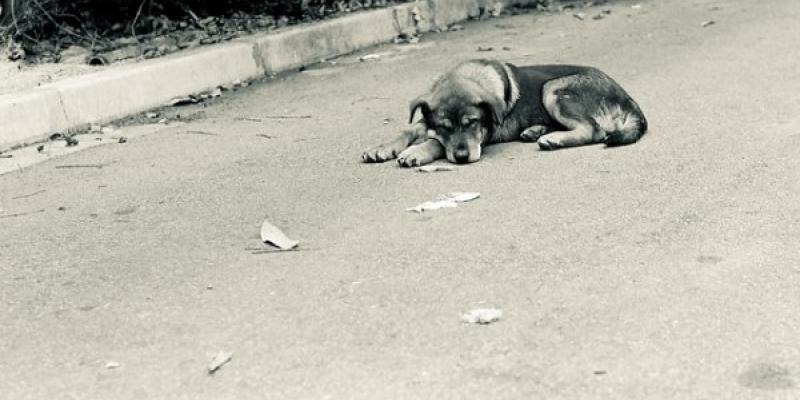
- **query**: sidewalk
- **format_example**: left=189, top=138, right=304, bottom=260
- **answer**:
left=0, top=0, right=540, bottom=152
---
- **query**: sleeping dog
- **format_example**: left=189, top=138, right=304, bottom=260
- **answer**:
left=361, top=59, right=647, bottom=166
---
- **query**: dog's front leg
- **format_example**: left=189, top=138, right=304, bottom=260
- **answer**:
left=361, top=122, right=427, bottom=163
left=397, top=139, right=444, bottom=167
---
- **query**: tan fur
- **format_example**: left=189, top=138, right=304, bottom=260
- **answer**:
left=594, top=104, right=641, bottom=135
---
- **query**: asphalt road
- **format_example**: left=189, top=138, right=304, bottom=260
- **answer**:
left=2, top=0, right=800, bottom=398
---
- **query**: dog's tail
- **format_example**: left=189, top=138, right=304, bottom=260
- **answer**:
left=596, top=102, right=648, bottom=146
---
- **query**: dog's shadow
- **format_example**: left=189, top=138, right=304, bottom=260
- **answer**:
left=480, top=140, right=624, bottom=162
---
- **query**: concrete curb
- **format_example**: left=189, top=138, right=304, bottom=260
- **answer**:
left=0, top=0, right=539, bottom=151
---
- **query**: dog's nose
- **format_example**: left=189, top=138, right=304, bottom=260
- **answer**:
left=453, top=149, right=470, bottom=163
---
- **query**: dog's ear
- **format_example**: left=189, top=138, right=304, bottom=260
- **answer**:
left=478, top=98, right=505, bottom=127
left=409, top=96, right=433, bottom=124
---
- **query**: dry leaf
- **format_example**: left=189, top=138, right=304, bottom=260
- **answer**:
left=168, top=96, right=199, bottom=106
left=407, top=192, right=480, bottom=212
left=359, top=54, right=381, bottom=61
left=417, top=165, right=455, bottom=173
left=441, top=192, right=480, bottom=203
left=208, top=351, right=232, bottom=374
left=407, top=199, right=459, bottom=213
left=260, top=220, right=299, bottom=250
left=462, top=308, right=502, bottom=324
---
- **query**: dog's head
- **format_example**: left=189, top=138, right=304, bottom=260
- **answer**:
left=409, top=60, right=519, bottom=164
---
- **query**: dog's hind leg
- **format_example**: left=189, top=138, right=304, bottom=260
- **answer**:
left=536, top=75, right=604, bottom=150
left=361, top=121, right=428, bottom=163
left=519, top=125, right=552, bottom=142
left=537, top=124, right=595, bottom=150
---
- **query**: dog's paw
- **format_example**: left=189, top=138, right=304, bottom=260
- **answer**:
left=537, top=135, right=562, bottom=150
left=397, top=146, right=436, bottom=167
left=520, top=125, right=549, bottom=142
left=361, top=144, right=401, bottom=163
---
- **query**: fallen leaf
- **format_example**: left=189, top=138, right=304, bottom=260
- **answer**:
left=441, top=192, right=480, bottom=203
left=260, top=219, right=299, bottom=250
left=417, top=165, right=455, bottom=173
left=407, top=199, right=459, bottom=213
left=462, top=308, right=502, bottom=324
left=407, top=192, right=480, bottom=213
left=208, top=351, right=232, bottom=374
left=359, top=54, right=381, bottom=61
left=168, top=96, right=199, bottom=106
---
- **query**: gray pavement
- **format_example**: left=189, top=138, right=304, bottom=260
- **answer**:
left=2, top=0, right=800, bottom=398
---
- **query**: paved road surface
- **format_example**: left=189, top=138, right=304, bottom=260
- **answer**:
left=2, top=0, right=800, bottom=398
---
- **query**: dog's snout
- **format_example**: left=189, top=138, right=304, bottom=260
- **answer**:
left=453, top=148, right=470, bottom=163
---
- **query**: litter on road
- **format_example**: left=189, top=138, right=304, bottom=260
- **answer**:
left=207, top=351, right=233, bottom=374
left=407, top=192, right=480, bottom=213
left=167, top=95, right=200, bottom=106
left=417, top=165, right=455, bottom=173
left=407, top=199, right=459, bottom=213
left=444, top=192, right=480, bottom=203
left=462, top=308, right=503, bottom=324
left=260, top=219, right=299, bottom=250
left=359, top=54, right=381, bottom=61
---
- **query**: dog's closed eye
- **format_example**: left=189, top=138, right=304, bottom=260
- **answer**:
left=461, top=116, right=479, bottom=126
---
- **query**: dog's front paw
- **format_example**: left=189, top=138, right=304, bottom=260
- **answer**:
left=361, top=143, right=401, bottom=163
left=537, top=135, right=562, bottom=150
left=397, top=145, right=436, bottom=167
left=520, top=125, right=549, bottom=142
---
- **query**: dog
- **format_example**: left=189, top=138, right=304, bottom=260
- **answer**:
left=361, top=59, right=647, bottom=166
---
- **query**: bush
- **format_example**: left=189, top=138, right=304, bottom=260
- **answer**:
left=1, top=0, right=400, bottom=60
